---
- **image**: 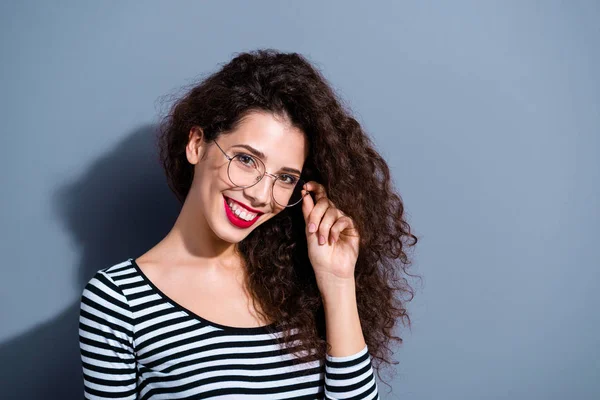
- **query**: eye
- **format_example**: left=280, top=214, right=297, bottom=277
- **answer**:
left=279, top=174, right=299, bottom=185
left=236, top=153, right=258, bottom=168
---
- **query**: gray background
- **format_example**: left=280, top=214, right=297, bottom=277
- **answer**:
left=1, top=1, right=598, bottom=399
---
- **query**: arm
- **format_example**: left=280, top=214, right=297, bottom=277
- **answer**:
left=321, top=279, right=380, bottom=400
left=79, top=271, right=137, bottom=399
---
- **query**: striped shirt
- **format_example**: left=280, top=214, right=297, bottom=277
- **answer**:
left=79, top=258, right=380, bottom=399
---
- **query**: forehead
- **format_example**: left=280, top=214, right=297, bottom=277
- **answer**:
left=222, top=111, right=309, bottom=165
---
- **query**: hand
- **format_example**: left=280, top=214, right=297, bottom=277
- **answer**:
left=301, top=181, right=360, bottom=286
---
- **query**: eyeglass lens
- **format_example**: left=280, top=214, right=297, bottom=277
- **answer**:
left=228, top=154, right=305, bottom=207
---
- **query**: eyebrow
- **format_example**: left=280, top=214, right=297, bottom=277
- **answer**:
left=230, top=144, right=302, bottom=176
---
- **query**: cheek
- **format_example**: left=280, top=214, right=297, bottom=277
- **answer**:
left=189, top=172, right=222, bottom=212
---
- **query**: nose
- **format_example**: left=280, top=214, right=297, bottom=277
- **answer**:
left=243, top=172, right=277, bottom=206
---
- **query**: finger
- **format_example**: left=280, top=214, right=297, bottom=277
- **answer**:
left=304, top=181, right=328, bottom=203
left=306, top=197, right=332, bottom=238
left=301, top=181, right=326, bottom=228
left=329, top=216, right=351, bottom=244
left=317, top=206, right=339, bottom=245
left=301, top=187, right=314, bottom=221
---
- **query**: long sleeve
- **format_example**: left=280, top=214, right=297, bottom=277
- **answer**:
left=324, top=344, right=380, bottom=399
left=79, top=271, right=137, bottom=399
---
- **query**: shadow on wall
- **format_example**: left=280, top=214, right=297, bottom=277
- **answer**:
left=0, top=125, right=181, bottom=399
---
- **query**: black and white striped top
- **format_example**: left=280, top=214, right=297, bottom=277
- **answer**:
left=78, top=258, right=380, bottom=399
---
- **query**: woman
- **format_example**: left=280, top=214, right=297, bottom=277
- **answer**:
left=79, top=49, right=418, bottom=399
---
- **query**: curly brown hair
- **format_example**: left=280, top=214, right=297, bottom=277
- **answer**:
left=156, top=49, right=420, bottom=390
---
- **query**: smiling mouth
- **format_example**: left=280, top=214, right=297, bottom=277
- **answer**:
left=223, top=195, right=264, bottom=216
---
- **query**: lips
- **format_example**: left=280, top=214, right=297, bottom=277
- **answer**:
left=223, top=195, right=262, bottom=229
left=223, top=195, right=264, bottom=215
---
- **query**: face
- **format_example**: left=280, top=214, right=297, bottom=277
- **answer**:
left=185, top=110, right=309, bottom=243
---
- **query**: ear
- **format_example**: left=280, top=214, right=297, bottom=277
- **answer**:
left=186, top=126, right=205, bottom=165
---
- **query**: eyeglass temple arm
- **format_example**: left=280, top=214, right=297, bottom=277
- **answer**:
left=213, top=139, right=234, bottom=161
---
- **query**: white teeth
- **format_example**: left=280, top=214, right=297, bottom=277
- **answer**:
left=227, top=199, right=257, bottom=221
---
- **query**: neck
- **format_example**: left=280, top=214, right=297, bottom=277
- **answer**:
left=159, top=193, right=246, bottom=273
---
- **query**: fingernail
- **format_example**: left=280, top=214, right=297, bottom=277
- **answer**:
left=319, top=235, right=325, bottom=245
left=309, top=223, right=316, bottom=233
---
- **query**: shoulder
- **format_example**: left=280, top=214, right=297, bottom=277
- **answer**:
left=80, top=258, right=136, bottom=319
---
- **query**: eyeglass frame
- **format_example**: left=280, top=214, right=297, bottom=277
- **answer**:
left=212, top=138, right=308, bottom=207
